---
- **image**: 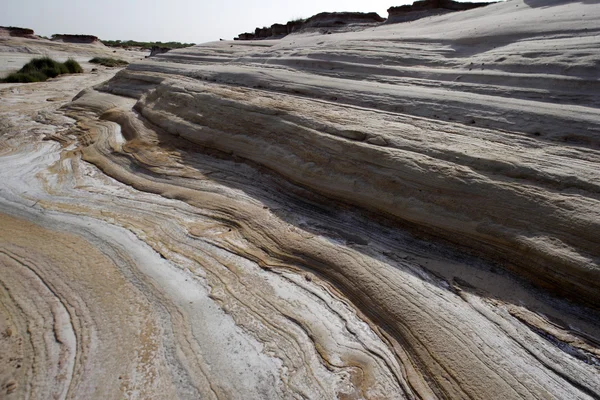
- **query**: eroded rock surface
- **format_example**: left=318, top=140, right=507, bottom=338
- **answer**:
left=387, top=0, right=493, bottom=24
left=1, top=0, right=599, bottom=399
left=0, top=27, right=37, bottom=39
left=51, top=34, right=101, bottom=45
left=235, top=12, right=385, bottom=41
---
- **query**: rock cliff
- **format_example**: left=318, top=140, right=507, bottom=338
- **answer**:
left=0, top=26, right=37, bottom=38
left=235, top=12, right=384, bottom=40
left=51, top=34, right=100, bottom=44
left=147, top=46, right=171, bottom=57
left=387, top=0, right=493, bottom=23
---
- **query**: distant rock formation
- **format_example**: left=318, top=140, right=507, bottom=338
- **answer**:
left=51, top=34, right=100, bottom=44
left=387, top=0, right=492, bottom=23
left=148, top=46, right=171, bottom=57
left=304, top=12, right=385, bottom=28
left=235, top=12, right=384, bottom=40
left=0, top=26, right=37, bottom=39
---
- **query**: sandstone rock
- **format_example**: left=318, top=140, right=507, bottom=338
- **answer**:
left=0, top=26, right=36, bottom=38
left=235, top=32, right=256, bottom=40
left=254, top=26, right=273, bottom=39
left=387, top=0, right=493, bottom=23
left=366, top=135, right=388, bottom=146
left=148, top=46, right=171, bottom=57
left=271, top=23, right=288, bottom=36
left=286, top=19, right=305, bottom=34
left=51, top=34, right=100, bottom=44
left=303, top=12, right=385, bottom=28
left=2, top=1, right=600, bottom=399
left=236, top=11, right=384, bottom=40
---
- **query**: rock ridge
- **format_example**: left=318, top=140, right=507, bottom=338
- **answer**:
left=51, top=34, right=100, bottom=44
left=235, top=12, right=384, bottom=40
left=0, top=26, right=37, bottom=38
left=387, top=0, right=493, bottom=23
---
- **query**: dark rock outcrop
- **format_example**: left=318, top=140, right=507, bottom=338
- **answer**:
left=271, top=23, right=288, bottom=36
left=148, top=46, right=171, bottom=57
left=234, top=33, right=256, bottom=40
left=255, top=26, right=273, bottom=39
left=0, top=26, right=36, bottom=38
left=286, top=19, right=305, bottom=34
left=235, top=11, right=384, bottom=40
left=303, top=12, right=385, bottom=28
left=387, top=0, right=492, bottom=23
left=51, top=34, right=100, bottom=44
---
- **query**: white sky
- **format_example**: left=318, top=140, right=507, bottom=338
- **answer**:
left=1, top=0, right=418, bottom=43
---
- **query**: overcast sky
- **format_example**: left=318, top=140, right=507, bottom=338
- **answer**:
left=1, top=0, right=419, bottom=43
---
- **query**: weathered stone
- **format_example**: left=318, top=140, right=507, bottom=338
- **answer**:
left=387, top=0, right=493, bottom=24
left=236, top=11, right=384, bottom=40
left=271, top=23, right=288, bottom=36
left=51, top=34, right=100, bottom=44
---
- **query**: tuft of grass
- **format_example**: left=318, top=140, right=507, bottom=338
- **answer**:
left=1, top=57, right=83, bottom=83
left=89, top=57, right=128, bottom=67
left=64, top=58, right=83, bottom=73
left=3, top=71, right=46, bottom=83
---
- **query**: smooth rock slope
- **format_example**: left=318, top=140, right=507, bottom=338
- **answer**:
left=102, top=0, right=600, bottom=305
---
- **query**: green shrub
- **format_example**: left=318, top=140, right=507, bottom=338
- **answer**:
left=3, top=71, right=47, bottom=83
left=89, top=57, right=128, bottom=67
left=1, top=57, right=83, bottom=83
left=64, top=58, right=83, bottom=73
left=19, top=57, right=67, bottom=77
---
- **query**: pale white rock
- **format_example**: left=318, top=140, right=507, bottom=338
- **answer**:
left=1, top=1, right=599, bottom=399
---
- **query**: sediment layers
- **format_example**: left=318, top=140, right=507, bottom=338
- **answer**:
left=387, top=0, right=493, bottom=24
left=1, top=0, right=599, bottom=399
left=235, top=12, right=385, bottom=41
left=103, top=0, right=600, bottom=306
left=51, top=35, right=101, bottom=45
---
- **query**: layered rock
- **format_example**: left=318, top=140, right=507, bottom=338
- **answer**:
left=106, top=0, right=600, bottom=308
left=51, top=34, right=100, bottom=44
left=303, top=12, right=385, bottom=28
left=235, top=12, right=384, bottom=40
left=271, top=23, right=288, bottom=36
left=387, top=0, right=493, bottom=23
left=91, top=0, right=600, bottom=397
left=1, top=0, right=600, bottom=399
left=0, top=26, right=36, bottom=38
left=148, top=46, right=171, bottom=57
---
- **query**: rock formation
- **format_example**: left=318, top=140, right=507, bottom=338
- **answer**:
left=387, top=0, right=493, bottom=23
left=1, top=0, right=599, bottom=399
left=235, top=12, right=384, bottom=40
left=0, top=26, right=36, bottom=38
left=303, top=11, right=385, bottom=27
left=271, top=23, right=288, bottom=36
left=236, top=32, right=256, bottom=40
left=148, top=46, right=171, bottom=57
left=51, top=34, right=100, bottom=44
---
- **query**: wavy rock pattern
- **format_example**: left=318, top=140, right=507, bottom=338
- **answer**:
left=1, top=0, right=599, bottom=399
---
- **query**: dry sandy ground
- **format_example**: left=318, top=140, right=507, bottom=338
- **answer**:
left=0, top=37, right=147, bottom=77
left=1, top=0, right=599, bottom=399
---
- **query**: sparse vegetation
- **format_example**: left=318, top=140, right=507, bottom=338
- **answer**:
left=89, top=57, right=128, bottom=67
left=1, top=57, right=83, bottom=83
left=64, top=58, right=84, bottom=73
left=101, top=40, right=195, bottom=50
